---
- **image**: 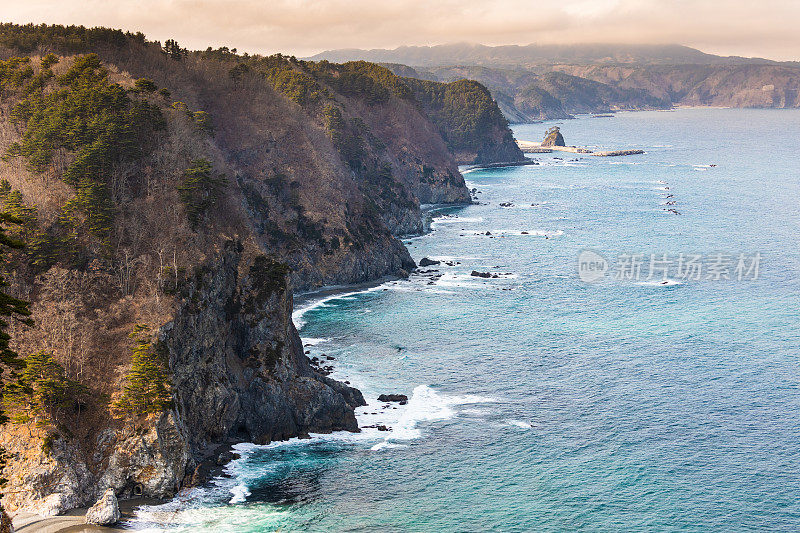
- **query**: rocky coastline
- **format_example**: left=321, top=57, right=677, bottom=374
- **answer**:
left=0, top=25, right=520, bottom=527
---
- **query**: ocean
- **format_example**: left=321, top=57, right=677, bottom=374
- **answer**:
left=132, top=108, right=800, bottom=532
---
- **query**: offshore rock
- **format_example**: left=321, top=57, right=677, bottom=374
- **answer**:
left=378, top=394, right=409, bottom=403
left=541, top=126, right=566, bottom=147
left=418, top=257, right=441, bottom=267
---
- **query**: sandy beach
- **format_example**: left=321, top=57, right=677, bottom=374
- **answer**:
left=516, top=139, right=643, bottom=156
left=12, top=499, right=159, bottom=533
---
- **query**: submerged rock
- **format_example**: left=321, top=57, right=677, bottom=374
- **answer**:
left=85, top=488, right=120, bottom=526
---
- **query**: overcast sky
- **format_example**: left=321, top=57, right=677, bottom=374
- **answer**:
left=3, top=0, right=799, bottom=61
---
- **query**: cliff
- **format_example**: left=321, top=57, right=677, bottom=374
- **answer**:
left=402, top=77, right=525, bottom=164
left=0, top=24, right=514, bottom=516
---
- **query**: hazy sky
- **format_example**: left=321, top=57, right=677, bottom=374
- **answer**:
left=3, top=0, right=799, bottom=61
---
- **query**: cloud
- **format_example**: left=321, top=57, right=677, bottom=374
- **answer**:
left=3, top=0, right=799, bottom=60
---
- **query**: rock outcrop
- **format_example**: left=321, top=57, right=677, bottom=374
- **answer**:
left=418, top=257, right=440, bottom=267
left=0, top=244, right=365, bottom=515
left=166, top=241, right=365, bottom=450
left=541, top=126, right=566, bottom=147
left=85, top=489, right=120, bottom=526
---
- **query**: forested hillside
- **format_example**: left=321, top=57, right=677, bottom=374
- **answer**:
left=0, top=23, right=517, bottom=516
left=402, top=77, right=524, bottom=164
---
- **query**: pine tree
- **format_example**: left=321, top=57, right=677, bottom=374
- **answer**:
left=162, top=39, right=185, bottom=61
left=2, top=351, right=83, bottom=428
left=177, top=159, right=227, bottom=228
left=114, top=325, right=172, bottom=425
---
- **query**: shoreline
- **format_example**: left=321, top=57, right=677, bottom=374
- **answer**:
left=462, top=159, right=541, bottom=171
left=516, top=139, right=644, bottom=157
left=13, top=202, right=466, bottom=532
left=294, top=200, right=465, bottom=322
left=12, top=498, right=163, bottom=532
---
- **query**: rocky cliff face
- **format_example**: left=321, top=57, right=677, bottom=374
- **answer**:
left=1, top=240, right=364, bottom=515
left=166, top=241, right=364, bottom=451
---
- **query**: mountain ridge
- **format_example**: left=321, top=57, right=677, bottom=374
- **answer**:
left=308, top=42, right=788, bottom=68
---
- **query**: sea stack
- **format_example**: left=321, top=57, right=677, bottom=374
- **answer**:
left=541, top=126, right=566, bottom=147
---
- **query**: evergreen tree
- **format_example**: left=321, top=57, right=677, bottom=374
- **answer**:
left=113, top=325, right=172, bottom=424
left=2, top=351, right=83, bottom=427
left=177, top=159, right=226, bottom=228
left=162, top=39, right=185, bottom=61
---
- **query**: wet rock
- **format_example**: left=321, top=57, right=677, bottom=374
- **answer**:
left=378, top=394, right=409, bottom=403
left=216, top=450, right=241, bottom=466
left=418, top=257, right=441, bottom=267
left=471, top=271, right=493, bottom=278
left=85, top=488, right=120, bottom=526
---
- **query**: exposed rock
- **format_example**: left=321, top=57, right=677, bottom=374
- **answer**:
left=471, top=271, right=493, bottom=278
left=418, top=257, right=441, bottom=267
left=591, top=149, right=645, bottom=157
left=167, top=242, right=366, bottom=450
left=85, top=488, right=120, bottom=526
left=0, top=244, right=364, bottom=515
left=541, top=126, right=566, bottom=147
left=377, top=394, right=409, bottom=403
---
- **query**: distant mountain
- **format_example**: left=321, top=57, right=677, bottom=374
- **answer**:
left=326, top=44, right=800, bottom=122
left=308, top=43, right=779, bottom=68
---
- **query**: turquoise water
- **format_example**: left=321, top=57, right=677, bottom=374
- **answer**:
left=136, top=109, right=800, bottom=532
